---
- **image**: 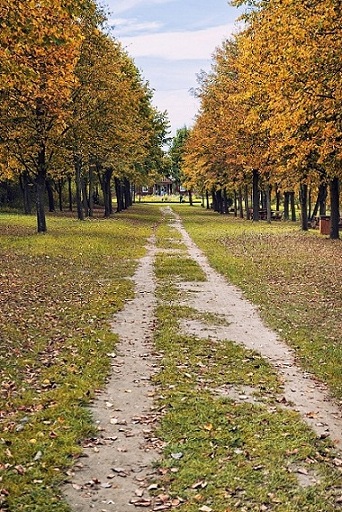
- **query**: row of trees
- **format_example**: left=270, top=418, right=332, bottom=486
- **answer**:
left=181, top=0, right=341, bottom=238
left=0, top=0, right=169, bottom=231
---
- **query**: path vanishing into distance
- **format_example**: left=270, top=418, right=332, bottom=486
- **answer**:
left=64, top=206, right=342, bottom=512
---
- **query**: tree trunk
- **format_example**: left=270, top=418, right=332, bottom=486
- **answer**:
left=310, top=183, right=327, bottom=221
left=290, top=192, right=296, bottom=221
left=189, top=189, right=193, bottom=206
left=233, top=190, right=238, bottom=216
left=19, top=171, right=32, bottom=214
left=276, top=185, right=280, bottom=212
left=102, top=168, right=113, bottom=217
left=206, top=190, right=210, bottom=209
left=56, top=178, right=64, bottom=212
left=245, top=185, right=250, bottom=220
left=265, top=182, right=271, bottom=223
left=88, top=165, right=94, bottom=218
left=68, top=175, right=73, bottom=211
left=46, top=178, right=55, bottom=212
left=124, top=178, right=132, bottom=208
left=238, top=187, right=244, bottom=218
left=330, top=177, right=340, bottom=240
left=115, top=177, right=124, bottom=212
left=74, top=154, right=84, bottom=221
left=252, top=169, right=259, bottom=221
left=36, top=146, right=47, bottom=233
left=300, top=184, right=308, bottom=231
left=284, top=192, right=290, bottom=220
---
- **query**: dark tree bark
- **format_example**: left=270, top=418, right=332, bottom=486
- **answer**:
left=68, top=175, right=73, bottom=212
left=330, top=177, right=340, bottom=240
left=290, top=192, right=296, bottom=221
left=45, top=178, right=55, bottom=212
left=310, top=183, right=327, bottom=221
left=102, top=168, right=113, bottom=217
left=233, top=190, right=238, bottom=217
left=265, top=183, right=271, bottom=223
left=238, top=188, right=244, bottom=218
left=206, top=190, right=210, bottom=209
left=88, top=165, right=94, bottom=218
left=245, top=185, right=250, bottom=220
left=36, top=146, right=47, bottom=233
left=19, top=171, right=32, bottom=214
left=124, top=177, right=132, bottom=208
left=74, top=154, right=84, bottom=221
left=56, top=178, right=64, bottom=212
left=276, top=185, right=280, bottom=212
left=300, top=184, right=308, bottom=231
left=115, top=176, right=124, bottom=213
left=252, top=169, right=260, bottom=221
left=284, top=192, right=290, bottom=221
left=189, top=189, right=193, bottom=206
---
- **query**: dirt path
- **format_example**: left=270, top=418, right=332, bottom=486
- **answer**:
left=64, top=207, right=342, bottom=512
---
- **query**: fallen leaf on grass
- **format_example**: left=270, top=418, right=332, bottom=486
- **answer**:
left=191, top=481, right=207, bottom=489
left=130, top=498, right=152, bottom=507
left=171, top=452, right=183, bottom=460
left=199, top=506, right=213, bottom=512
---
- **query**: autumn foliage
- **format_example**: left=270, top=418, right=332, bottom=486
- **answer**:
left=0, top=0, right=169, bottom=231
left=183, top=0, right=341, bottom=238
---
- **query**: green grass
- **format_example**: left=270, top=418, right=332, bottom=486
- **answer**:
left=0, top=206, right=161, bottom=511
left=152, top=212, right=342, bottom=512
left=172, top=205, right=342, bottom=400
left=1, top=203, right=342, bottom=511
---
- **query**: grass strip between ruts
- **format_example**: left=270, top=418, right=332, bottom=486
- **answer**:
left=152, top=211, right=342, bottom=512
left=0, top=206, right=161, bottom=511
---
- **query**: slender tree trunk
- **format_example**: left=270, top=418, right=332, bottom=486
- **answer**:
left=124, top=178, right=132, bottom=208
left=46, top=179, right=55, bottom=212
left=290, top=192, right=296, bottom=221
left=245, top=185, right=250, bottom=220
left=19, top=171, right=32, bottom=214
left=82, top=178, right=89, bottom=216
left=74, top=154, right=84, bottom=221
left=68, top=175, right=73, bottom=212
left=300, top=184, right=308, bottom=231
left=265, top=182, right=271, bottom=223
left=102, top=168, right=113, bottom=217
left=238, top=187, right=244, bottom=218
left=206, top=190, right=210, bottom=209
left=36, top=146, right=47, bottom=233
left=319, top=183, right=327, bottom=216
left=310, top=183, right=327, bottom=221
left=88, top=165, right=94, bottom=218
left=284, top=192, right=290, bottom=220
left=56, top=178, right=63, bottom=212
left=189, top=189, right=193, bottom=206
left=224, top=189, right=229, bottom=214
left=252, top=169, right=259, bottom=221
left=330, top=177, right=340, bottom=240
left=233, top=190, right=238, bottom=216
left=276, top=185, right=280, bottom=212
left=115, top=177, right=124, bottom=212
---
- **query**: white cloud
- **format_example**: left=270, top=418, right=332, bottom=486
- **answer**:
left=120, top=23, right=236, bottom=61
left=111, top=0, right=175, bottom=15
left=152, top=89, right=199, bottom=134
left=109, top=17, right=162, bottom=35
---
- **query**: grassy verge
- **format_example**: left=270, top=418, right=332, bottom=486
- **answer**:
left=172, top=205, right=342, bottom=402
left=0, top=205, right=160, bottom=511
left=153, top=214, right=341, bottom=512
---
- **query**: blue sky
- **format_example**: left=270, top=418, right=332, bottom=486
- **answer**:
left=100, top=0, right=242, bottom=135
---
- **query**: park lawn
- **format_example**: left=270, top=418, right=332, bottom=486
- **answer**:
left=0, top=206, right=160, bottom=511
left=173, top=204, right=342, bottom=402
left=153, top=209, right=342, bottom=512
